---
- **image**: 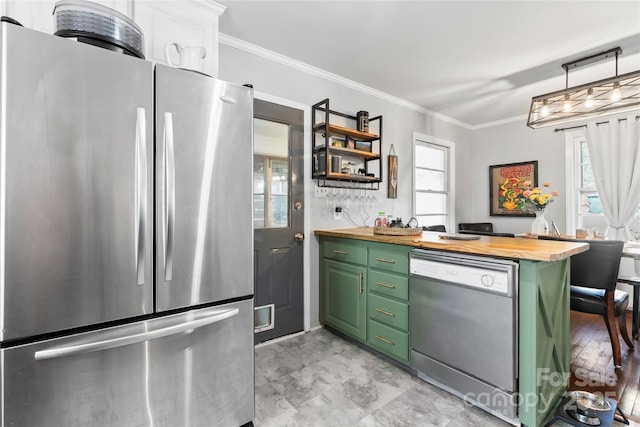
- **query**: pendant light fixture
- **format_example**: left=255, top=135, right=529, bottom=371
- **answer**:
left=527, top=47, right=640, bottom=129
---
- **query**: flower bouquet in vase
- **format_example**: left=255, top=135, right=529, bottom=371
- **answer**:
left=521, top=181, right=559, bottom=235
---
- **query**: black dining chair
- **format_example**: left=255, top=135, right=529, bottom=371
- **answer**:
left=423, top=225, right=446, bottom=232
left=540, top=236, right=633, bottom=368
left=458, top=222, right=493, bottom=233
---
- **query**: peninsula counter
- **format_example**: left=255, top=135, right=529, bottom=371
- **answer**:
left=315, top=227, right=588, bottom=427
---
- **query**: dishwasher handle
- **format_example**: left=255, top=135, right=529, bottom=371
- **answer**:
left=34, top=308, right=239, bottom=361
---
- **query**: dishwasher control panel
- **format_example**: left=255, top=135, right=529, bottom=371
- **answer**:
left=410, top=257, right=512, bottom=295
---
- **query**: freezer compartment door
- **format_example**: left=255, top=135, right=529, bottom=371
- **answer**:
left=1, top=299, right=255, bottom=427
left=0, top=24, right=154, bottom=340
left=155, top=65, right=254, bottom=310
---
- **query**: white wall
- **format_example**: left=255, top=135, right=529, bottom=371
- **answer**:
left=218, top=43, right=470, bottom=329
left=467, top=110, right=640, bottom=235
left=467, top=121, right=566, bottom=234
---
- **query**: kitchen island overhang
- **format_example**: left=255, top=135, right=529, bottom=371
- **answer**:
left=315, top=227, right=589, bottom=427
left=314, top=227, right=588, bottom=262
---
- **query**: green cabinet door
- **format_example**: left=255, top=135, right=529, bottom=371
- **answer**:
left=323, top=259, right=367, bottom=341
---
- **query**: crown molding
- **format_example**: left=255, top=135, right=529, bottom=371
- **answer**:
left=184, top=0, right=227, bottom=16
left=470, top=114, right=529, bottom=130
left=219, top=33, right=473, bottom=130
left=139, top=0, right=226, bottom=16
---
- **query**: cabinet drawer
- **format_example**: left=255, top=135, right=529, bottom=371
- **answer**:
left=368, top=270, right=408, bottom=301
left=368, top=243, right=409, bottom=274
left=323, top=238, right=367, bottom=265
left=368, top=293, right=408, bottom=331
left=368, top=319, right=409, bottom=364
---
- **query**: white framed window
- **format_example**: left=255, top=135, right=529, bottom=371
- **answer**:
left=413, top=132, right=455, bottom=231
left=565, top=130, right=640, bottom=236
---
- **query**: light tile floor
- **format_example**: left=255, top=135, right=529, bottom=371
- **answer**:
left=253, top=328, right=517, bottom=427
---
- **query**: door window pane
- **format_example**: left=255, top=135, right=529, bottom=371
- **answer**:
left=253, top=119, right=290, bottom=229
left=270, top=159, right=289, bottom=228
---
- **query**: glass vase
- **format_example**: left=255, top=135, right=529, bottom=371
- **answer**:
left=531, top=210, right=548, bottom=235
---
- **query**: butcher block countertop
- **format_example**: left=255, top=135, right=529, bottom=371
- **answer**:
left=314, top=227, right=589, bottom=262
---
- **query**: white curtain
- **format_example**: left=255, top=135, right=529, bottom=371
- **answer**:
left=586, top=114, right=640, bottom=240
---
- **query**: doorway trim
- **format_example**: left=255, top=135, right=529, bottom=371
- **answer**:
left=254, top=90, right=311, bottom=332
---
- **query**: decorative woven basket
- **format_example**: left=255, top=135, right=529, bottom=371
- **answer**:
left=373, top=227, right=422, bottom=236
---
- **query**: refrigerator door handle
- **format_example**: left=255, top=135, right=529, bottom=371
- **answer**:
left=34, top=307, right=239, bottom=361
left=162, top=112, right=176, bottom=281
left=220, top=96, right=237, bottom=104
left=135, top=107, right=148, bottom=286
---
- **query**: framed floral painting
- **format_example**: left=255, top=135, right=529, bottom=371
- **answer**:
left=489, top=160, right=538, bottom=217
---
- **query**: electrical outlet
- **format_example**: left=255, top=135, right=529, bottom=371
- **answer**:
left=315, top=186, right=329, bottom=198
left=334, top=206, right=342, bottom=220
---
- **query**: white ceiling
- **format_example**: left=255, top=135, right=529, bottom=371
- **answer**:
left=218, top=0, right=640, bottom=128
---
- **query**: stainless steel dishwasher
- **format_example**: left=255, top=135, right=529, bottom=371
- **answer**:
left=409, top=249, right=519, bottom=425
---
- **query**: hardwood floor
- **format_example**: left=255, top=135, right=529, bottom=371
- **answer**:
left=569, top=310, right=640, bottom=424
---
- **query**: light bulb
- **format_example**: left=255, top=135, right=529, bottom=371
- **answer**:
left=541, top=100, right=550, bottom=117
left=585, top=88, right=595, bottom=108
left=563, top=94, right=572, bottom=113
left=611, top=82, right=621, bottom=102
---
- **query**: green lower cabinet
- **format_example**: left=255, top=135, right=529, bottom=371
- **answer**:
left=368, top=293, right=408, bottom=332
left=323, top=259, right=367, bottom=341
left=367, top=319, right=409, bottom=363
left=320, top=237, right=411, bottom=364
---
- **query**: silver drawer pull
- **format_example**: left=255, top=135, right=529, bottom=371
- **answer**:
left=375, top=308, right=395, bottom=317
left=333, top=250, right=349, bottom=255
left=375, top=335, right=395, bottom=346
left=376, top=258, right=395, bottom=264
left=375, top=281, right=396, bottom=289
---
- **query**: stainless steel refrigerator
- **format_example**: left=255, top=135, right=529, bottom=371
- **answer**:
left=0, top=22, right=254, bottom=426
